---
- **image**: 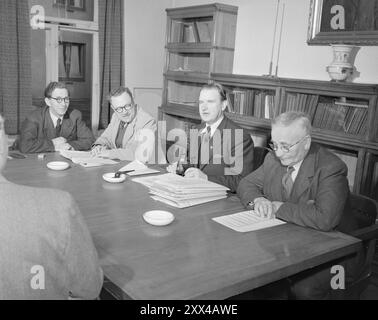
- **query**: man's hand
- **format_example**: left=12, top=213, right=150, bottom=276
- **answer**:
left=166, top=162, right=178, bottom=174
left=253, top=198, right=284, bottom=219
left=90, top=145, right=106, bottom=157
left=184, top=168, right=208, bottom=180
left=52, top=137, right=67, bottom=150
left=253, top=197, right=275, bottom=219
left=54, top=142, right=72, bottom=151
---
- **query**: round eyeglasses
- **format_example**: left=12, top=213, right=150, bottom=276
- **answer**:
left=49, top=97, right=70, bottom=104
left=269, top=135, right=309, bottom=153
left=112, top=103, right=135, bottom=113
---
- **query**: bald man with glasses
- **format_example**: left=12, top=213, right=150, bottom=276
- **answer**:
left=237, top=111, right=360, bottom=299
left=90, top=86, right=157, bottom=163
left=17, top=82, right=94, bottom=153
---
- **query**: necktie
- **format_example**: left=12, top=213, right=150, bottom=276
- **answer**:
left=55, top=118, right=62, bottom=137
left=282, top=166, right=295, bottom=200
left=198, top=126, right=211, bottom=168
left=115, top=121, right=127, bottom=148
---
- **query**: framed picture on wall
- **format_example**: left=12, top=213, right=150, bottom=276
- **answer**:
left=308, top=0, right=378, bottom=45
left=54, top=0, right=86, bottom=11
left=59, top=41, right=86, bottom=82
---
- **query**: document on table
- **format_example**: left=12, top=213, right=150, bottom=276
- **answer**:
left=59, top=150, right=118, bottom=167
left=118, top=160, right=160, bottom=176
left=212, top=210, right=286, bottom=232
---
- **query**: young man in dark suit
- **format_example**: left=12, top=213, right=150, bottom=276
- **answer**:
left=17, top=82, right=94, bottom=153
left=168, top=82, right=255, bottom=193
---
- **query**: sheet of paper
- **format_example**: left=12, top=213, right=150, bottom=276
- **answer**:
left=77, top=158, right=119, bottom=167
left=60, top=149, right=118, bottom=167
left=119, top=159, right=147, bottom=171
left=60, top=150, right=92, bottom=159
left=212, top=210, right=286, bottom=232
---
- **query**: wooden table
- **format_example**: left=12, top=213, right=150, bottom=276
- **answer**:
left=4, top=153, right=361, bottom=300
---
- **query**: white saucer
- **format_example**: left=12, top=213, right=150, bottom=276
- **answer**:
left=102, top=172, right=126, bottom=183
left=143, top=210, right=175, bottom=226
left=46, top=161, right=70, bottom=171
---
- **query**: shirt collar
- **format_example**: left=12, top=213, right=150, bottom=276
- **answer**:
left=201, top=115, right=224, bottom=137
left=49, top=110, right=63, bottom=127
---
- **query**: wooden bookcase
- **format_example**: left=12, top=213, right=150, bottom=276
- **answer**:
left=160, top=3, right=238, bottom=134
left=216, top=73, right=378, bottom=200
left=159, top=4, right=378, bottom=201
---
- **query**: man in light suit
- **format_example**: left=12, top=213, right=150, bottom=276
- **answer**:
left=168, top=82, right=255, bottom=193
left=237, top=111, right=359, bottom=299
left=18, top=81, right=94, bottom=153
left=0, top=114, right=103, bottom=299
left=91, top=86, right=158, bottom=163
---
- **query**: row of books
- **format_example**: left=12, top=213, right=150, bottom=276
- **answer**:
left=279, top=93, right=319, bottom=120
left=171, top=20, right=213, bottom=43
left=226, top=90, right=275, bottom=119
left=312, top=102, right=368, bottom=135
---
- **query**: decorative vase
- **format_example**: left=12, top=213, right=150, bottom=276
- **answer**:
left=326, top=44, right=355, bottom=82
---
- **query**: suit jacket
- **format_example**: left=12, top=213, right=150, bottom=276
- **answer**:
left=186, top=116, right=254, bottom=193
left=0, top=179, right=103, bottom=299
left=237, top=143, right=357, bottom=233
left=94, top=106, right=157, bottom=162
left=18, top=105, right=94, bottom=153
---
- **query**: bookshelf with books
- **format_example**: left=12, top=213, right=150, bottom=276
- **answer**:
left=211, top=73, right=378, bottom=200
left=160, top=3, right=238, bottom=144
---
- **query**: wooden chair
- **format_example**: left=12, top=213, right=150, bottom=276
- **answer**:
left=334, top=193, right=378, bottom=299
left=252, top=146, right=269, bottom=171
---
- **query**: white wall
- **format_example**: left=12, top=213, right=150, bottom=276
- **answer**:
left=123, top=0, right=378, bottom=119
left=124, top=0, right=174, bottom=119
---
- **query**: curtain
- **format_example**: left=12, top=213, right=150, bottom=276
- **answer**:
left=98, top=0, right=124, bottom=129
left=0, top=0, right=32, bottom=134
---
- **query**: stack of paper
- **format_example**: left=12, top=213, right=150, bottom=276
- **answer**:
left=59, top=150, right=119, bottom=167
left=133, top=173, right=229, bottom=208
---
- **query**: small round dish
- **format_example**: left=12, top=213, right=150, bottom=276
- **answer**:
left=102, top=172, right=126, bottom=183
left=143, top=210, right=175, bottom=226
left=46, top=161, right=70, bottom=171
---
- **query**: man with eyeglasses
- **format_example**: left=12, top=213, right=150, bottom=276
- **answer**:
left=237, top=111, right=359, bottom=299
left=17, top=82, right=94, bottom=153
left=90, top=86, right=157, bottom=162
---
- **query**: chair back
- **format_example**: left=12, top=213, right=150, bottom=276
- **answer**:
left=350, top=193, right=377, bottom=230
left=253, top=146, right=269, bottom=171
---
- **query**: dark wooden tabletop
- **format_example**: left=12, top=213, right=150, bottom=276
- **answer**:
left=3, top=152, right=361, bottom=299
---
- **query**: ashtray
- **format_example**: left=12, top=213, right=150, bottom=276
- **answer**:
left=143, top=210, right=175, bottom=226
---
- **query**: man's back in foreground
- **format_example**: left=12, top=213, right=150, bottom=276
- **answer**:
left=0, top=181, right=103, bottom=299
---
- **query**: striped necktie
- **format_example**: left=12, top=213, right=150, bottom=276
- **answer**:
left=282, top=166, right=295, bottom=200
left=198, top=126, right=211, bottom=168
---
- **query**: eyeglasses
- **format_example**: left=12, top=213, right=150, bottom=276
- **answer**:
left=112, top=103, right=135, bottom=113
left=49, top=97, right=70, bottom=104
left=269, top=135, right=309, bottom=153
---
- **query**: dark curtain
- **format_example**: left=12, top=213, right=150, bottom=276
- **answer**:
left=0, top=0, right=32, bottom=134
left=99, top=0, right=124, bottom=129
